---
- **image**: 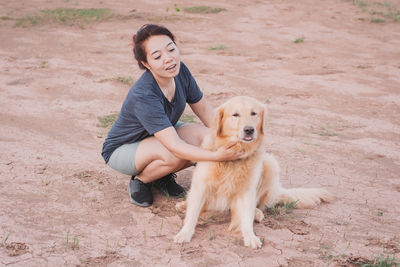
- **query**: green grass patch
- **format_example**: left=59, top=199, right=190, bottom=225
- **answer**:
left=383, top=3, right=399, bottom=21
left=209, top=44, right=226, bottom=50
left=310, top=125, right=339, bottom=137
left=115, top=76, right=134, bottom=85
left=65, top=230, right=79, bottom=250
left=293, top=37, right=304, bottom=43
left=371, top=253, right=399, bottom=266
left=15, top=8, right=113, bottom=27
left=355, top=0, right=369, bottom=11
left=345, top=253, right=399, bottom=266
left=283, top=201, right=298, bottom=210
left=1, top=16, right=12, bottom=20
left=371, top=17, right=386, bottom=23
left=79, top=171, right=88, bottom=182
left=319, top=241, right=400, bottom=266
left=348, top=0, right=399, bottom=23
left=179, top=113, right=196, bottom=123
left=99, top=76, right=135, bottom=86
left=2, top=233, right=10, bottom=246
left=165, top=4, right=183, bottom=12
left=16, top=15, right=40, bottom=26
left=316, top=129, right=338, bottom=137
left=41, top=8, right=112, bottom=22
left=39, top=61, right=49, bottom=68
left=183, top=6, right=227, bottom=14
left=375, top=2, right=400, bottom=22
left=266, top=201, right=298, bottom=217
left=174, top=3, right=181, bottom=12
left=97, top=113, right=118, bottom=128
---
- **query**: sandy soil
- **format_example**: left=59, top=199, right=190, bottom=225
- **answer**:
left=0, top=0, right=399, bottom=266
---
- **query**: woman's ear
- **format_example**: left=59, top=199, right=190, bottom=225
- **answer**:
left=141, top=61, right=150, bottom=70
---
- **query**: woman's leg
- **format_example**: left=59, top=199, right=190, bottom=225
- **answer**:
left=134, top=123, right=208, bottom=183
left=176, top=123, right=208, bottom=147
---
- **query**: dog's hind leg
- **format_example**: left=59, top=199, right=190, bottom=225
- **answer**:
left=257, top=153, right=284, bottom=209
left=175, top=201, right=186, bottom=213
left=254, top=208, right=264, bottom=223
left=258, top=153, right=333, bottom=209
left=174, top=168, right=207, bottom=243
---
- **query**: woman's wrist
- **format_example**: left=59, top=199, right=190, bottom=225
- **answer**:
left=194, top=147, right=218, bottom=162
left=209, top=150, right=219, bottom=161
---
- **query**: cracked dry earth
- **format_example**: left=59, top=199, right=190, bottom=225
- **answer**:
left=0, top=0, right=399, bottom=266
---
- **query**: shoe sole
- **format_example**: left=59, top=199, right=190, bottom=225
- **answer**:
left=127, top=184, right=152, bottom=207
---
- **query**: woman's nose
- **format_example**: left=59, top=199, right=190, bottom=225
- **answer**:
left=164, top=54, right=173, bottom=63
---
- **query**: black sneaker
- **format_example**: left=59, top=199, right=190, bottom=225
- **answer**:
left=127, top=177, right=153, bottom=207
left=153, top=173, right=185, bottom=198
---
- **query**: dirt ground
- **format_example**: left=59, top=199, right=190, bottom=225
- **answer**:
left=0, top=0, right=399, bottom=266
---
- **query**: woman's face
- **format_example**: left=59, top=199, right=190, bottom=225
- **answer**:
left=142, top=35, right=181, bottom=80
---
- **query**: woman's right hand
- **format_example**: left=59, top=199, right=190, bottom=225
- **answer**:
left=214, top=142, right=244, bottom=161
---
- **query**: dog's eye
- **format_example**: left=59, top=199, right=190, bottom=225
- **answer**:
left=232, top=113, right=239, bottom=117
left=251, top=111, right=257, bottom=116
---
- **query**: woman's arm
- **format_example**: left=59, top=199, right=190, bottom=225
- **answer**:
left=154, top=126, right=242, bottom=162
left=189, top=97, right=214, bottom=128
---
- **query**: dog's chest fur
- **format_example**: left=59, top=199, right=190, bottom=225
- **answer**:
left=202, top=141, right=264, bottom=211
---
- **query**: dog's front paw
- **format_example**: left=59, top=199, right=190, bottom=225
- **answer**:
left=243, top=234, right=262, bottom=249
left=254, top=208, right=264, bottom=223
left=174, top=228, right=194, bottom=244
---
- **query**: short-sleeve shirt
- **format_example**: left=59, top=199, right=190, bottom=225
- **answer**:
left=101, top=62, right=203, bottom=163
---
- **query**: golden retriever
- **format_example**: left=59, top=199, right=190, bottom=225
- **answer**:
left=174, top=96, right=333, bottom=248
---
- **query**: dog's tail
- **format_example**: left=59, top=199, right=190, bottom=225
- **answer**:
left=259, top=153, right=334, bottom=209
left=278, top=187, right=333, bottom=208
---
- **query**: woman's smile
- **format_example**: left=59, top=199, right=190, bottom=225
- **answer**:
left=166, top=63, right=177, bottom=72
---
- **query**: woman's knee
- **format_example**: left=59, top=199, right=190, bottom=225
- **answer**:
left=162, top=152, right=187, bottom=170
left=135, top=136, right=189, bottom=172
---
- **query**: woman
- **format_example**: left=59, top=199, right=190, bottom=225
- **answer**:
left=102, top=24, right=242, bottom=207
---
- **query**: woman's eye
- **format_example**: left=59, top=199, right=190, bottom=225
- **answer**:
left=232, top=113, right=239, bottom=117
left=169, top=48, right=175, bottom=52
left=154, top=56, right=161, bottom=60
left=251, top=111, right=257, bottom=116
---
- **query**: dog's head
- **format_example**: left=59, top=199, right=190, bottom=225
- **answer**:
left=210, top=96, right=267, bottom=152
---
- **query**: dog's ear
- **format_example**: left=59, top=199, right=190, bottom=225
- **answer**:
left=212, top=106, right=225, bottom=137
left=260, top=104, right=268, bottom=135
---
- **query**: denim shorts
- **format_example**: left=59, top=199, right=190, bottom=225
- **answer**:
left=107, top=122, right=185, bottom=176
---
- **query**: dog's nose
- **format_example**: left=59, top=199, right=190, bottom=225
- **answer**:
left=244, top=126, right=254, bottom=135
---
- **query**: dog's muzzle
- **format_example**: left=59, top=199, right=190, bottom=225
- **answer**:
left=242, top=126, right=255, bottom=142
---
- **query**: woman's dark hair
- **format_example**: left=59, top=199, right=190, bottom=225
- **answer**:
left=133, top=24, right=176, bottom=69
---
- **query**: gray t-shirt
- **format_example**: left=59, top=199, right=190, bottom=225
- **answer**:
left=101, top=62, right=203, bottom=163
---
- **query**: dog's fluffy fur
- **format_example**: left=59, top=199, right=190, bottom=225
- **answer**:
left=174, top=96, right=333, bottom=248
